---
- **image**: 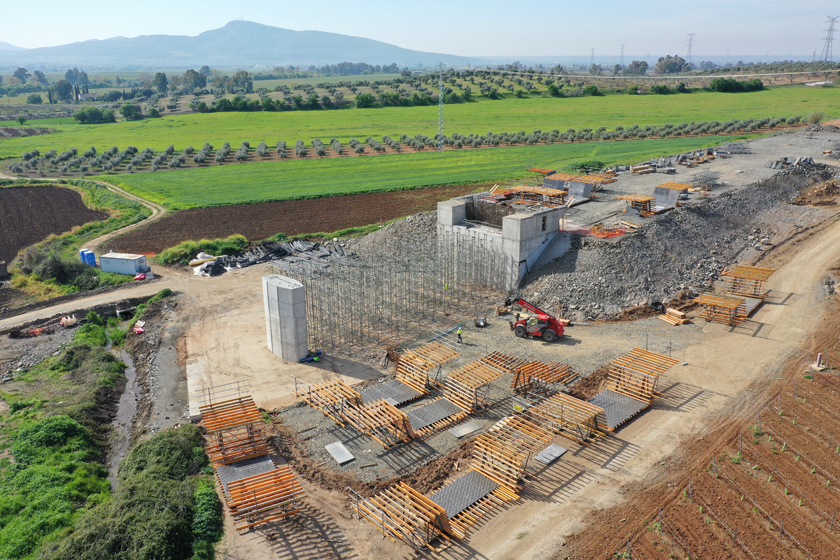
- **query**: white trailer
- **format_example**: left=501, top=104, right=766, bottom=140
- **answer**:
left=98, top=253, right=150, bottom=276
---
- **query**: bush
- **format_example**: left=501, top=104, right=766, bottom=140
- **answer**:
left=26, top=93, right=43, bottom=104
left=583, top=84, right=600, bottom=96
left=156, top=234, right=249, bottom=265
left=40, top=426, right=218, bottom=560
left=807, top=111, right=824, bottom=125
left=650, top=84, right=671, bottom=94
left=709, top=77, right=763, bottom=93
left=120, top=103, right=142, bottom=120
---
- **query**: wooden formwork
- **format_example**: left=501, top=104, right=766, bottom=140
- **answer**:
left=526, top=392, right=609, bottom=442
left=343, top=398, right=414, bottom=449
left=294, top=378, right=362, bottom=426
left=397, top=342, right=460, bottom=394
left=349, top=482, right=458, bottom=552
left=443, top=357, right=507, bottom=411
left=200, top=396, right=269, bottom=466
left=607, top=348, right=679, bottom=404
left=721, top=265, right=775, bottom=299
left=227, top=465, right=305, bottom=531
left=617, top=194, right=656, bottom=216
left=480, top=351, right=525, bottom=373
left=694, top=291, right=747, bottom=325
left=408, top=397, right=470, bottom=438
left=472, top=416, right=553, bottom=493
left=448, top=477, right=520, bottom=530
left=511, top=361, right=579, bottom=393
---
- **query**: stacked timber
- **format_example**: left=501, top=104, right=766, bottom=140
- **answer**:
left=658, top=308, right=690, bottom=326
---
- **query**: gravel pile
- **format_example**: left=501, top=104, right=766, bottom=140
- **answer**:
left=336, top=211, right=438, bottom=255
left=517, top=164, right=837, bottom=320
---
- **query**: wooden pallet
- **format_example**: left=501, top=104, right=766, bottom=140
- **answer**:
left=228, top=465, right=305, bottom=531
left=350, top=482, right=458, bottom=551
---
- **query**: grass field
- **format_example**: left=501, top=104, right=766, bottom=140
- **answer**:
left=0, top=86, right=835, bottom=160
left=97, top=135, right=746, bottom=208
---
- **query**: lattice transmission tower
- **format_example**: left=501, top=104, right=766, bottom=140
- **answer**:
left=620, top=44, right=625, bottom=67
left=820, top=16, right=839, bottom=62
left=438, top=62, right=444, bottom=152
left=686, top=33, right=695, bottom=64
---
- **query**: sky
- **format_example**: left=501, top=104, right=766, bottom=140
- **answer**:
left=1, top=0, right=836, bottom=60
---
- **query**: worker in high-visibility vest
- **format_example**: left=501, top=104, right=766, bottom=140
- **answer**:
left=457, top=327, right=463, bottom=344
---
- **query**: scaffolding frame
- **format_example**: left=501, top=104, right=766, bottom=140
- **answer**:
left=721, top=265, right=775, bottom=299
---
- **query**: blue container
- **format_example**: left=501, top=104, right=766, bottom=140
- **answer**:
left=84, top=251, right=97, bottom=267
left=79, top=249, right=89, bottom=263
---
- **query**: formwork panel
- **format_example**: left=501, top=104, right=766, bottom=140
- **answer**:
left=216, top=455, right=275, bottom=494
left=588, top=389, right=649, bottom=429
left=429, top=470, right=499, bottom=518
left=360, top=379, right=422, bottom=406
left=407, top=398, right=465, bottom=432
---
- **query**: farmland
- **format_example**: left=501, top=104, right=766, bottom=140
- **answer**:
left=97, top=135, right=742, bottom=208
left=1, top=86, right=836, bottom=160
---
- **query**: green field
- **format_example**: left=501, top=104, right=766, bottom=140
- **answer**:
left=1, top=86, right=835, bottom=160
left=98, top=135, right=747, bottom=208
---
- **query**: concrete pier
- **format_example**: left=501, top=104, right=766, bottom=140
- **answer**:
left=263, top=275, right=308, bottom=361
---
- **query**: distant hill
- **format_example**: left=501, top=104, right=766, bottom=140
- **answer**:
left=0, top=21, right=472, bottom=68
left=0, top=42, right=24, bottom=51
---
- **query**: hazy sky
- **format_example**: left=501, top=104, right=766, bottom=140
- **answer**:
left=2, top=0, right=836, bottom=59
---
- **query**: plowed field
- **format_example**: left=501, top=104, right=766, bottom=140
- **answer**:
left=0, top=185, right=107, bottom=263
left=108, top=183, right=483, bottom=253
left=562, top=300, right=840, bottom=560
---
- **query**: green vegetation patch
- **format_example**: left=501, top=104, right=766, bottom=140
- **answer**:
left=100, top=135, right=750, bottom=208
left=40, top=425, right=223, bottom=560
left=155, top=234, right=248, bottom=265
left=0, top=86, right=835, bottom=160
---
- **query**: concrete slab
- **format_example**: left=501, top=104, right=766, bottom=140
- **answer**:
left=448, top=420, right=484, bottom=438
left=325, top=441, right=355, bottom=465
left=534, top=443, right=568, bottom=465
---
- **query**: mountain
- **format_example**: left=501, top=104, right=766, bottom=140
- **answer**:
left=0, top=21, right=472, bottom=68
left=0, top=42, right=24, bottom=51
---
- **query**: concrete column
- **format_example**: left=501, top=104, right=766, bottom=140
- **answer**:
left=263, top=275, right=308, bottom=361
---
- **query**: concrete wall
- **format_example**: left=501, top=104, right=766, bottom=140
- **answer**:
left=437, top=200, right=567, bottom=288
left=263, top=275, right=308, bottom=361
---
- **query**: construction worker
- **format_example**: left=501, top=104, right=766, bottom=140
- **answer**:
left=457, top=327, right=463, bottom=344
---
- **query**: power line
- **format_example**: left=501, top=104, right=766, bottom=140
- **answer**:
left=686, top=33, right=696, bottom=64
left=820, top=16, right=839, bottom=63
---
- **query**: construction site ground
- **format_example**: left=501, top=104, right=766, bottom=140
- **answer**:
left=2, top=131, right=840, bottom=559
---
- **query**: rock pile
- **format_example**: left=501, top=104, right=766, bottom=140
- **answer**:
left=517, top=164, right=837, bottom=320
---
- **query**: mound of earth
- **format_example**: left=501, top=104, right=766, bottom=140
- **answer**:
left=0, top=185, right=108, bottom=263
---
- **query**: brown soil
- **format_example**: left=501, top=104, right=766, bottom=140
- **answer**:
left=794, top=178, right=840, bottom=207
left=270, top=418, right=475, bottom=498
left=0, top=127, right=53, bottom=139
left=560, top=298, right=840, bottom=560
left=567, top=365, right=609, bottom=401
left=108, top=184, right=486, bottom=253
left=0, top=185, right=108, bottom=263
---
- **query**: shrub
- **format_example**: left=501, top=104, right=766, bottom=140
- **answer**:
left=26, top=93, right=43, bottom=104
left=156, top=234, right=249, bottom=265
left=583, top=84, right=600, bottom=96
left=709, top=77, right=763, bottom=93
left=807, top=111, right=824, bottom=124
